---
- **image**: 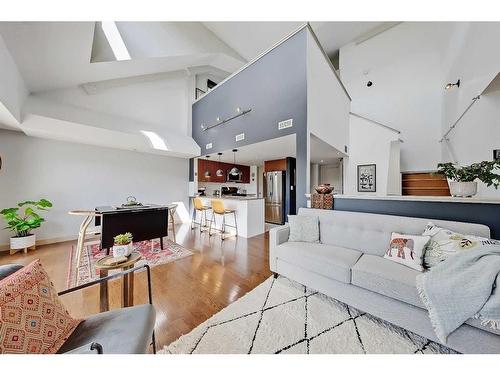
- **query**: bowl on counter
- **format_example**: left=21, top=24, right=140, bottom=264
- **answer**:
left=315, top=184, right=334, bottom=194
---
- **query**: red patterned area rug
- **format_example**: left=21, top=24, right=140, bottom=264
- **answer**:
left=66, top=239, right=193, bottom=288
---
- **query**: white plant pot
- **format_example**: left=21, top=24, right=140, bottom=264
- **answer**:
left=112, top=243, right=133, bottom=258
left=448, top=181, right=477, bottom=197
left=10, top=234, right=36, bottom=250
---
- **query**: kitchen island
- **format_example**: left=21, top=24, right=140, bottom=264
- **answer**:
left=196, top=196, right=265, bottom=238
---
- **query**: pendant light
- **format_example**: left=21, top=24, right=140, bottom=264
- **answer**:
left=204, top=155, right=211, bottom=178
left=229, top=149, right=241, bottom=176
left=216, top=153, right=224, bottom=177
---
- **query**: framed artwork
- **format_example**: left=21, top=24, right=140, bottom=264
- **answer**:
left=494, top=149, right=500, bottom=160
left=357, top=164, right=376, bottom=192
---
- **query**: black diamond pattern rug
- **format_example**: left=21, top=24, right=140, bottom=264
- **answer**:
left=161, top=276, right=457, bottom=354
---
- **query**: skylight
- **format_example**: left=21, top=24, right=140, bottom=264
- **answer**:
left=141, top=131, right=168, bottom=151
left=101, top=21, right=131, bottom=61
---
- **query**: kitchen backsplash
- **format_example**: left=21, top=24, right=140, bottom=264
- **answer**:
left=199, top=181, right=258, bottom=196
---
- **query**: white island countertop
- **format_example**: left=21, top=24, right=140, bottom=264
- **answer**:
left=334, top=195, right=500, bottom=205
left=194, top=196, right=265, bottom=238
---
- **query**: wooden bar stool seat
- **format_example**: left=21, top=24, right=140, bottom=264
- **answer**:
left=208, top=199, right=238, bottom=240
left=191, top=197, right=211, bottom=233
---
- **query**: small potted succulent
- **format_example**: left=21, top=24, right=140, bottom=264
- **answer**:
left=436, top=161, right=500, bottom=197
left=113, top=232, right=133, bottom=258
left=1, top=199, right=53, bottom=254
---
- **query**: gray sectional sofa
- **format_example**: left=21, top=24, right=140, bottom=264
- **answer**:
left=269, top=208, right=500, bottom=353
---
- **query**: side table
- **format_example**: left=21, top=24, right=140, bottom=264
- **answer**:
left=95, top=252, right=142, bottom=312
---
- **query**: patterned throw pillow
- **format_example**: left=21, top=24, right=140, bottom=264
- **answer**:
left=288, top=215, right=320, bottom=243
left=0, top=260, right=81, bottom=354
left=383, top=233, right=430, bottom=271
left=422, top=222, right=495, bottom=268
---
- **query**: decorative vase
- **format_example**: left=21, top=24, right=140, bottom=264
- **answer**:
left=112, top=243, right=133, bottom=258
left=448, top=181, right=477, bottom=197
left=315, top=184, right=334, bottom=194
left=10, top=234, right=36, bottom=254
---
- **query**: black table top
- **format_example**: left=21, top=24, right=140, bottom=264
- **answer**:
left=95, top=204, right=169, bottom=214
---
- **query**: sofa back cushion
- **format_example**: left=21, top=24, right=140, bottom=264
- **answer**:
left=299, top=208, right=490, bottom=256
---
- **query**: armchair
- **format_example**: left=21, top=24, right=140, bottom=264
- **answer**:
left=0, top=263, right=157, bottom=354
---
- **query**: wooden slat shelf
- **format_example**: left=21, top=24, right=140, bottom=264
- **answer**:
left=402, top=172, right=450, bottom=197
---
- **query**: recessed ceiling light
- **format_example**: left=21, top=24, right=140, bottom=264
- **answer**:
left=101, top=21, right=131, bottom=61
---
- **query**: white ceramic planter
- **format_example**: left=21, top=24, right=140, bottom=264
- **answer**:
left=448, top=181, right=478, bottom=197
left=112, top=243, right=133, bottom=258
left=10, top=234, right=36, bottom=251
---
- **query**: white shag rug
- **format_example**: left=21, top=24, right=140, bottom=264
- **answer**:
left=161, top=276, right=457, bottom=354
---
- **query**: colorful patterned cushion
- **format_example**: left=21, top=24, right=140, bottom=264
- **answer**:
left=0, top=260, right=81, bottom=354
left=383, top=232, right=430, bottom=271
left=422, top=222, right=495, bottom=268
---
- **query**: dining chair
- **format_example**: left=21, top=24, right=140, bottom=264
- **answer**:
left=166, top=203, right=178, bottom=242
left=68, top=210, right=102, bottom=284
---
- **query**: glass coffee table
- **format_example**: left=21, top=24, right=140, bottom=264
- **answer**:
left=94, top=252, right=142, bottom=312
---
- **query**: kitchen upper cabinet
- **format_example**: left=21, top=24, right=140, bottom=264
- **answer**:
left=197, top=159, right=250, bottom=183
left=239, top=165, right=250, bottom=183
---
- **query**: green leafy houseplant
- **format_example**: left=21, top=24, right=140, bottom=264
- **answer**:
left=0, top=199, right=53, bottom=238
left=114, top=232, right=133, bottom=245
left=436, top=161, right=500, bottom=188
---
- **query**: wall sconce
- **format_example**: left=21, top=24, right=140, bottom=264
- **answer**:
left=445, top=79, right=460, bottom=90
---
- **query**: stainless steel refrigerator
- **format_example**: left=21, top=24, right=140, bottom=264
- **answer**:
left=264, top=171, right=286, bottom=225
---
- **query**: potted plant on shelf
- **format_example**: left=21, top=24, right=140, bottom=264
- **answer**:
left=113, top=232, right=134, bottom=258
left=0, top=199, right=53, bottom=254
left=436, top=161, right=500, bottom=197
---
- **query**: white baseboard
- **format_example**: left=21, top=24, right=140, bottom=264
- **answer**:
left=0, top=235, right=78, bottom=253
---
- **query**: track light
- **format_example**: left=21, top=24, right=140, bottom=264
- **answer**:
left=445, top=79, right=460, bottom=90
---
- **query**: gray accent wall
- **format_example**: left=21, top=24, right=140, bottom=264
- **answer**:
left=334, top=198, right=500, bottom=239
left=192, top=29, right=308, bottom=208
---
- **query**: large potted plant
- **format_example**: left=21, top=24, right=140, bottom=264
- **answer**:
left=436, top=161, right=500, bottom=197
left=1, top=199, right=53, bottom=254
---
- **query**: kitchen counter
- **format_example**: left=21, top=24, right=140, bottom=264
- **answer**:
left=197, top=195, right=263, bottom=201
left=193, top=196, right=265, bottom=238
left=334, top=194, right=500, bottom=204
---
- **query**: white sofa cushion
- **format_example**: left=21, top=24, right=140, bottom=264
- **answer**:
left=274, top=242, right=362, bottom=284
left=352, top=254, right=425, bottom=308
left=299, top=208, right=490, bottom=257
left=288, top=215, right=319, bottom=243
left=351, top=254, right=500, bottom=336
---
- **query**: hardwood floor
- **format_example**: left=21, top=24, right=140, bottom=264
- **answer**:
left=0, top=224, right=272, bottom=351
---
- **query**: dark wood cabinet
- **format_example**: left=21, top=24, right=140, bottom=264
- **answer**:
left=197, top=159, right=251, bottom=183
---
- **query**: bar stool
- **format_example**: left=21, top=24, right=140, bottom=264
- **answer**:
left=208, top=199, right=238, bottom=240
left=191, top=197, right=211, bottom=232
left=68, top=210, right=102, bottom=283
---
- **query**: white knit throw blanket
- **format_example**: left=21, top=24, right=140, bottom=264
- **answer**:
left=416, top=239, right=500, bottom=343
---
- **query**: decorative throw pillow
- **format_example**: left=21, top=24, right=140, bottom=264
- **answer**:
left=288, top=215, right=320, bottom=243
left=383, top=232, right=430, bottom=271
left=422, top=222, right=495, bottom=268
left=0, top=260, right=81, bottom=354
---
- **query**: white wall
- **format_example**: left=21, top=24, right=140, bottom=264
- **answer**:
left=310, top=163, right=319, bottom=193
left=0, top=35, right=28, bottom=127
left=440, top=23, right=500, bottom=199
left=306, top=29, right=350, bottom=155
left=33, top=73, right=190, bottom=136
left=340, top=22, right=455, bottom=172
left=319, top=164, right=342, bottom=194
left=0, top=130, right=189, bottom=248
left=345, top=114, right=400, bottom=196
